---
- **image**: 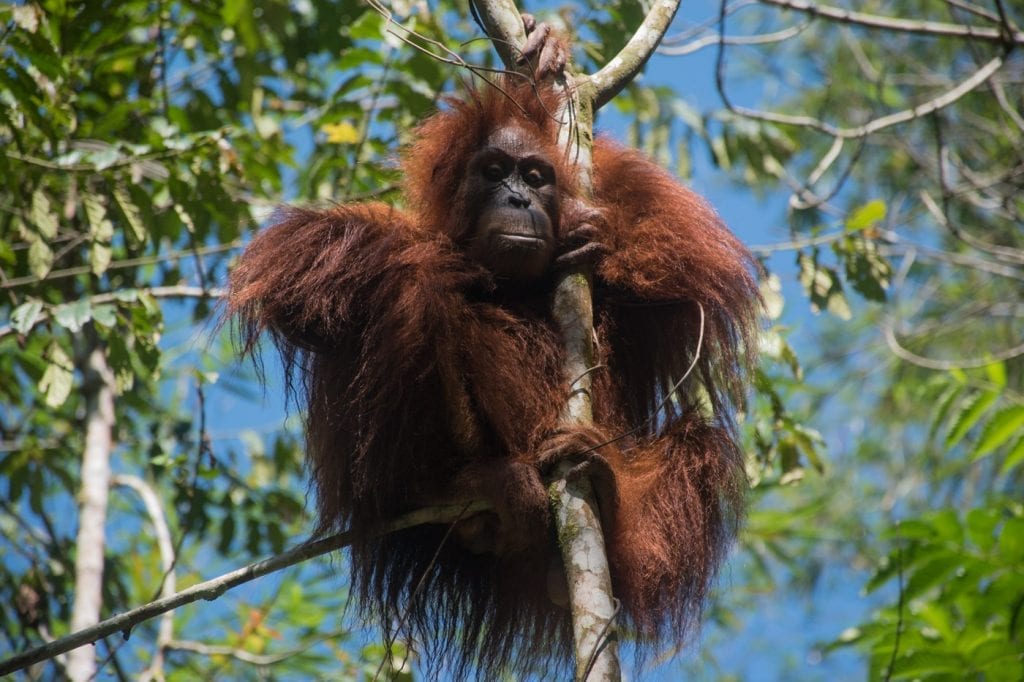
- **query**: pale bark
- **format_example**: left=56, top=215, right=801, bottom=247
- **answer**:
left=67, top=341, right=115, bottom=682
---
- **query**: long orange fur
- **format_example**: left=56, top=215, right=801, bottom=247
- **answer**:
left=228, top=78, right=760, bottom=677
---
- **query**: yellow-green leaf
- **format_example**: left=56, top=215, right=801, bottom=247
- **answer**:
left=11, top=300, right=44, bottom=334
left=946, top=390, right=998, bottom=448
left=999, top=437, right=1024, bottom=475
left=28, top=237, right=53, bottom=279
left=40, top=342, right=74, bottom=408
left=321, top=121, right=360, bottom=144
left=113, top=186, right=146, bottom=245
left=90, top=241, right=112, bottom=276
left=32, top=189, right=58, bottom=239
left=984, top=361, right=1007, bottom=389
left=972, top=405, right=1024, bottom=460
left=84, top=195, right=113, bottom=241
left=846, top=200, right=886, bottom=232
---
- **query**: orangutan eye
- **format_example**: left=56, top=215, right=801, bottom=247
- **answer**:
left=523, top=167, right=547, bottom=187
left=483, top=163, right=507, bottom=181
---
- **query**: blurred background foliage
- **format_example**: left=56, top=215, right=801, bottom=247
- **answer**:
left=1, top=0, right=1021, bottom=679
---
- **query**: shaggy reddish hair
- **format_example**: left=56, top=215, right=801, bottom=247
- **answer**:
left=229, top=77, right=759, bottom=677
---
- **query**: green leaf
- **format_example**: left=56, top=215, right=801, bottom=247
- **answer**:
left=0, top=238, right=14, bottom=266
left=840, top=237, right=891, bottom=302
left=90, top=241, right=112, bottom=276
left=998, top=518, right=1024, bottom=562
left=40, top=342, right=73, bottom=408
left=11, top=5, right=40, bottom=32
left=53, top=299, right=92, bottom=333
left=846, top=200, right=886, bottom=231
left=971, top=405, right=1024, bottom=460
left=27, top=237, right=53, bottom=279
left=31, top=189, right=58, bottom=239
left=85, top=194, right=115, bottom=275
left=966, top=508, right=1000, bottom=553
left=87, top=147, right=120, bottom=171
left=347, top=10, right=383, bottom=40
left=984, top=361, right=1007, bottom=388
left=91, top=304, right=117, bottom=328
left=710, top=135, right=731, bottom=170
left=929, top=384, right=963, bottom=441
left=945, top=391, right=998, bottom=448
left=11, top=300, right=44, bottom=334
left=903, top=553, right=959, bottom=601
left=999, top=437, right=1024, bottom=475
left=113, top=186, right=146, bottom=245
left=890, top=650, right=962, bottom=677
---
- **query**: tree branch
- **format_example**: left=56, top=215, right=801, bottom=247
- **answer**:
left=0, top=286, right=222, bottom=340
left=591, top=0, right=682, bottom=108
left=0, top=502, right=490, bottom=677
left=758, top=0, right=1024, bottom=44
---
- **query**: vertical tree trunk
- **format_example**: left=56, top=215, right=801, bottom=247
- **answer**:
left=67, top=339, right=115, bottom=682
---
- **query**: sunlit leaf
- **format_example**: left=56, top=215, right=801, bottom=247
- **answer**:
left=53, top=299, right=92, bottom=332
left=11, top=300, right=44, bottom=334
left=999, top=437, right=1024, bottom=475
left=846, top=200, right=886, bottom=232
left=971, top=405, right=1024, bottom=460
left=27, top=237, right=53, bottom=279
left=322, top=120, right=360, bottom=144
left=31, top=189, right=58, bottom=239
left=945, top=391, right=998, bottom=448
left=113, top=186, right=146, bottom=245
left=40, top=342, right=73, bottom=408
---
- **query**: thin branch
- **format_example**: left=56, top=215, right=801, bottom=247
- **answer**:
left=919, top=191, right=1024, bottom=265
left=659, top=22, right=810, bottom=56
left=748, top=230, right=848, bottom=255
left=661, top=0, right=757, bottom=45
left=942, top=0, right=1000, bottom=24
left=882, top=323, right=1024, bottom=370
left=0, top=286, right=223, bottom=340
left=1, top=241, right=241, bottom=289
left=717, top=47, right=1008, bottom=139
left=112, top=475, right=176, bottom=682
left=0, top=502, right=490, bottom=677
left=165, top=639, right=300, bottom=666
left=757, top=0, right=1024, bottom=44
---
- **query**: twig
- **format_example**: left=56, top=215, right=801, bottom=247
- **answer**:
left=165, top=639, right=299, bottom=666
left=659, top=22, right=810, bottom=56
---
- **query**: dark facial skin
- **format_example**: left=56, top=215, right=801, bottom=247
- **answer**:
left=465, top=126, right=559, bottom=283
